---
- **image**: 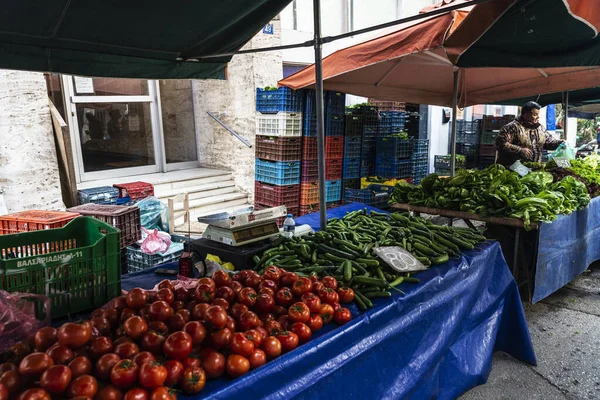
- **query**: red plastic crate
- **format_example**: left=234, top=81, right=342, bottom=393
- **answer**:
left=254, top=203, right=299, bottom=226
left=302, top=137, right=318, bottom=160
left=0, top=210, right=80, bottom=235
left=299, top=203, right=319, bottom=216
left=326, top=158, right=343, bottom=180
left=255, top=136, right=302, bottom=161
left=254, top=181, right=300, bottom=207
left=479, top=144, right=497, bottom=157
left=300, top=181, right=320, bottom=205
left=113, top=182, right=154, bottom=200
left=326, top=137, right=344, bottom=160
left=301, top=160, right=319, bottom=182
left=67, top=204, right=141, bottom=248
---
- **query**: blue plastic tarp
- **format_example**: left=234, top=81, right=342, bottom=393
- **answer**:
left=121, top=204, right=536, bottom=399
left=533, top=196, right=600, bottom=302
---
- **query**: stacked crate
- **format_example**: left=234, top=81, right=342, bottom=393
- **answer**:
left=358, top=105, right=379, bottom=178
left=411, top=139, right=430, bottom=184
left=477, top=115, right=514, bottom=169
left=451, top=120, right=481, bottom=168
left=255, top=87, right=303, bottom=219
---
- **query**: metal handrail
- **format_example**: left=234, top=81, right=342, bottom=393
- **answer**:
left=207, top=112, right=252, bottom=148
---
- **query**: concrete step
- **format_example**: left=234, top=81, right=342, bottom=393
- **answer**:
left=153, top=172, right=232, bottom=193
left=169, top=192, right=249, bottom=214
left=156, top=181, right=237, bottom=200
left=190, top=198, right=251, bottom=219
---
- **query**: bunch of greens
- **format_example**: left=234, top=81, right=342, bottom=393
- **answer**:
left=568, top=156, right=600, bottom=186
left=389, top=164, right=590, bottom=229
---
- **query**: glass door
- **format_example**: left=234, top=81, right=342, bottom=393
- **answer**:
left=62, top=76, right=163, bottom=182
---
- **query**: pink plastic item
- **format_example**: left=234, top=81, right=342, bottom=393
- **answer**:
left=141, top=228, right=172, bottom=255
left=0, top=291, right=50, bottom=353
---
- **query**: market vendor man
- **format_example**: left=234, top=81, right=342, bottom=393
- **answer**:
left=495, top=101, right=564, bottom=166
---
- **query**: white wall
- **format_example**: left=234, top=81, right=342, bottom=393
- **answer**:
left=428, top=106, right=449, bottom=172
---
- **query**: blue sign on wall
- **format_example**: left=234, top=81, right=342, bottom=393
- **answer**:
left=263, top=24, right=274, bottom=35
left=546, top=104, right=556, bottom=131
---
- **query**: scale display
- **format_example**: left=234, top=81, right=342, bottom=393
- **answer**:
left=233, top=224, right=280, bottom=242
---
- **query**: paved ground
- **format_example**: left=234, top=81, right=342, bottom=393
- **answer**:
left=460, top=263, right=600, bottom=400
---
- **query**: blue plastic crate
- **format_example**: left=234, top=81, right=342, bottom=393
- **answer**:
left=255, top=159, right=301, bottom=185
left=303, top=113, right=316, bottom=137
left=411, top=153, right=429, bottom=171
left=343, top=137, right=362, bottom=159
left=390, top=126, right=406, bottom=134
left=360, top=159, right=374, bottom=177
left=326, top=114, right=344, bottom=136
left=256, top=87, right=302, bottom=114
left=375, top=158, right=412, bottom=178
left=363, top=124, right=378, bottom=136
left=413, top=139, right=429, bottom=154
left=344, top=114, right=363, bottom=137
left=325, top=180, right=342, bottom=202
left=345, top=184, right=393, bottom=208
left=342, top=158, right=361, bottom=179
left=376, top=137, right=414, bottom=159
left=78, top=186, right=119, bottom=205
left=304, top=90, right=346, bottom=115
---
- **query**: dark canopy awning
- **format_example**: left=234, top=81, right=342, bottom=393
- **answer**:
left=0, top=0, right=291, bottom=79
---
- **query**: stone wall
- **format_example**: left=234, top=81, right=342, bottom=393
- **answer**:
left=0, top=70, right=64, bottom=212
left=193, top=19, right=283, bottom=202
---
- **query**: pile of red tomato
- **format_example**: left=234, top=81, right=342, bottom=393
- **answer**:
left=0, top=266, right=354, bottom=399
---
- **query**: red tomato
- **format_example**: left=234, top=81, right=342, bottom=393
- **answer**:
left=103, top=309, right=120, bottom=327
left=67, top=374, right=98, bottom=398
left=0, top=363, right=16, bottom=375
left=254, top=293, right=275, bottom=313
left=0, top=371, right=20, bottom=396
left=238, top=311, right=260, bottom=331
left=309, top=274, right=319, bottom=283
left=277, top=315, right=289, bottom=331
left=275, top=288, right=295, bottom=307
left=183, top=321, right=206, bottom=346
left=256, top=326, right=268, bottom=340
left=247, top=349, right=266, bottom=370
left=259, top=313, right=276, bottom=324
left=244, top=330, right=263, bottom=348
left=114, top=334, right=132, bottom=346
left=198, top=277, right=216, bottom=292
left=204, top=306, right=228, bottom=329
left=264, top=320, right=282, bottom=336
left=149, top=387, right=177, bottom=400
left=171, top=301, right=185, bottom=312
left=276, top=331, right=299, bottom=353
left=279, top=272, right=299, bottom=287
left=226, top=355, right=249, bottom=378
left=166, top=314, right=187, bottom=332
left=290, top=322, right=312, bottom=343
left=334, top=307, right=352, bottom=325
left=34, top=327, right=57, bottom=352
left=201, top=351, right=225, bottom=380
left=237, top=287, right=258, bottom=308
left=244, top=274, right=263, bottom=289
left=90, top=317, right=112, bottom=338
left=181, top=357, right=201, bottom=370
left=140, top=332, right=166, bottom=355
left=57, top=322, right=92, bottom=349
left=110, top=359, right=139, bottom=389
left=180, top=367, right=206, bottom=394
left=215, top=286, right=236, bottom=304
left=114, top=342, right=140, bottom=360
left=39, top=365, right=72, bottom=394
left=163, top=360, right=184, bottom=387
left=16, top=389, right=50, bottom=400
left=211, top=298, right=230, bottom=311
left=89, top=336, right=113, bottom=361
left=96, top=385, right=123, bottom=400
left=337, top=287, right=355, bottom=304
left=120, top=308, right=137, bottom=324
left=288, top=302, right=310, bottom=323
left=68, top=356, right=92, bottom=378
left=126, top=289, right=148, bottom=309
left=191, top=303, right=211, bottom=321
left=292, top=277, right=312, bottom=297
left=272, top=305, right=288, bottom=317
left=331, top=301, right=342, bottom=311
left=230, top=333, right=255, bottom=357
left=229, top=304, right=249, bottom=320
left=318, top=287, right=340, bottom=305
left=226, top=316, right=237, bottom=332
left=123, top=316, right=148, bottom=340
left=5, top=343, right=31, bottom=364
left=306, top=313, right=323, bottom=332
left=133, top=352, right=156, bottom=367
left=0, top=383, right=6, bottom=400
left=18, top=352, right=54, bottom=377
left=95, top=353, right=121, bottom=381
left=262, top=266, right=281, bottom=284
left=258, top=287, right=275, bottom=297
left=319, top=304, right=335, bottom=324
left=175, top=288, right=190, bottom=302
left=158, top=280, right=176, bottom=292
left=207, top=328, right=232, bottom=350
left=212, top=270, right=231, bottom=288
left=261, top=336, right=282, bottom=360
left=155, top=289, right=174, bottom=305
left=301, top=292, right=322, bottom=313
left=162, top=332, right=193, bottom=360
left=114, top=296, right=129, bottom=310
left=46, top=345, right=74, bottom=365
left=321, top=276, right=338, bottom=289
left=176, top=308, right=191, bottom=321
left=139, top=362, right=167, bottom=390
left=149, top=301, right=174, bottom=322
left=194, top=284, right=215, bottom=303
left=258, top=279, right=278, bottom=293
left=233, top=271, right=248, bottom=284
left=311, top=281, right=325, bottom=294
left=123, top=388, right=149, bottom=400
left=228, top=280, right=244, bottom=294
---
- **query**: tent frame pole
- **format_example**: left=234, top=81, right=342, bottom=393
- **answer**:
left=564, top=91, right=569, bottom=141
left=313, top=0, right=327, bottom=229
left=450, top=69, right=459, bottom=176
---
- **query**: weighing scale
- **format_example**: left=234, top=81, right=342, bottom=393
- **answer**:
left=198, top=205, right=287, bottom=246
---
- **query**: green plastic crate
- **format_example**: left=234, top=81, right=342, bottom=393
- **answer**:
left=0, top=217, right=121, bottom=319
left=481, top=130, right=498, bottom=145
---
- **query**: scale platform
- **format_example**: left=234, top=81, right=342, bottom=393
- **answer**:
left=198, top=205, right=287, bottom=246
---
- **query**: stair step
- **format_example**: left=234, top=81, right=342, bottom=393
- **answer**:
left=153, top=173, right=232, bottom=192
left=157, top=181, right=237, bottom=200
left=169, top=192, right=248, bottom=213
left=189, top=199, right=251, bottom=218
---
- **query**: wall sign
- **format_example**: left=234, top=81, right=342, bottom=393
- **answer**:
left=373, top=246, right=428, bottom=273
left=263, top=24, right=274, bottom=35
left=74, top=76, right=94, bottom=94
left=553, top=157, right=571, bottom=168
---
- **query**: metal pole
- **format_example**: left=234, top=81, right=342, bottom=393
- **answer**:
left=313, top=0, right=327, bottom=229
left=564, top=91, right=569, bottom=141
left=450, top=69, right=459, bottom=176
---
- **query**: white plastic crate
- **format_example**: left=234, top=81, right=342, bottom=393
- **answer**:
left=257, top=112, right=303, bottom=136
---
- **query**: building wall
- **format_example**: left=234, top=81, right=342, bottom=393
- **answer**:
left=0, top=70, right=64, bottom=212
left=159, top=80, right=198, bottom=164
left=192, top=19, right=283, bottom=202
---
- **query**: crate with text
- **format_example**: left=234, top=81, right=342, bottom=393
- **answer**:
left=0, top=210, right=79, bottom=235
left=255, top=135, right=302, bottom=161
left=254, top=181, right=300, bottom=207
left=255, top=159, right=301, bottom=185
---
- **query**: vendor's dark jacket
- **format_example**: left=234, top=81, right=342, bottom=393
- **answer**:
left=494, top=118, right=562, bottom=166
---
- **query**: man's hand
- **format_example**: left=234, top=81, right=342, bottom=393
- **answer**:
left=520, top=147, right=533, bottom=159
